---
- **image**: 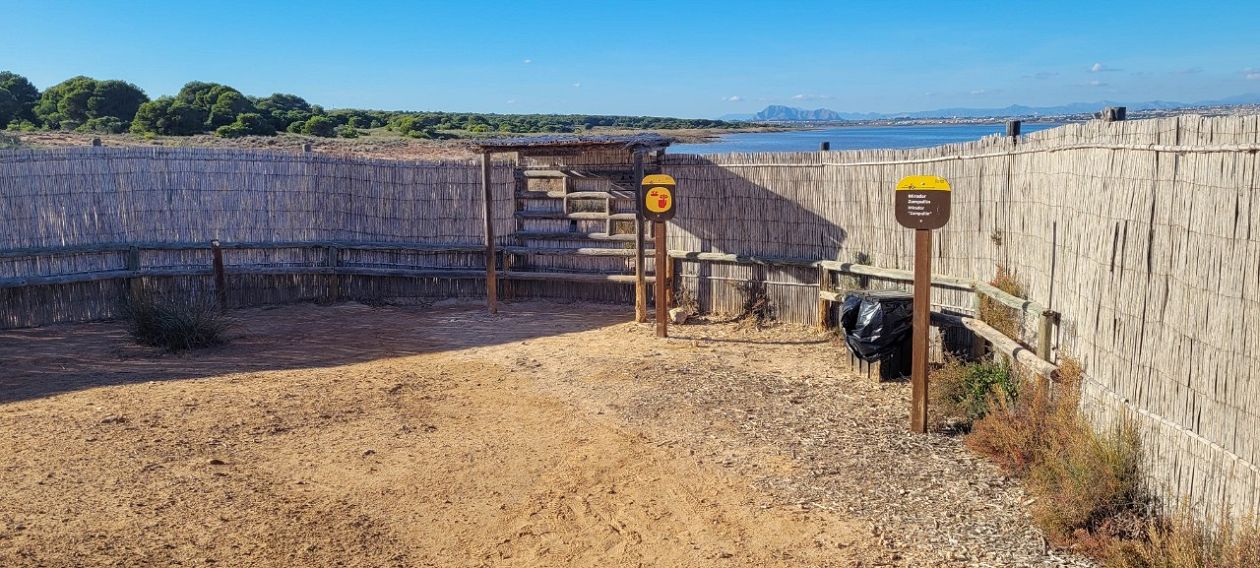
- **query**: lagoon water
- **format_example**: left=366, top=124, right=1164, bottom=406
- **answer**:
left=670, top=122, right=1066, bottom=154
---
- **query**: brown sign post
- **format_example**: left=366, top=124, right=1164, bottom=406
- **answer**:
left=641, top=174, right=676, bottom=338
left=895, top=175, right=952, bottom=433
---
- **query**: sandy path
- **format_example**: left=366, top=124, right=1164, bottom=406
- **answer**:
left=0, top=302, right=875, bottom=567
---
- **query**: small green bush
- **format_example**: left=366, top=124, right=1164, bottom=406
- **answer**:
left=300, top=115, right=337, bottom=137
left=935, top=359, right=1018, bottom=423
left=123, top=293, right=230, bottom=351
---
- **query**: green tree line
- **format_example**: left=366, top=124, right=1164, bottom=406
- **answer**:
left=1, top=71, right=739, bottom=140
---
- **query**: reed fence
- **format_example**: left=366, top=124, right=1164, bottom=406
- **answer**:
left=2, top=115, right=1258, bottom=520
left=662, top=114, right=1260, bottom=520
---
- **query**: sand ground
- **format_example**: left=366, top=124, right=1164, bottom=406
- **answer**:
left=0, top=301, right=1089, bottom=567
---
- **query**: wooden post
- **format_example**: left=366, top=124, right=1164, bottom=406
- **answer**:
left=654, top=221, right=668, bottom=338
left=1038, top=310, right=1057, bottom=362
left=910, top=229, right=931, bottom=433
left=1005, top=120, right=1021, bottom=137
left=302, top=143, right=312, bottom=152
left=817, top=266, right=831, bottom=331
left=481, top=152, right=497, bottom=314
left=819, top=141, right=830, bottom=151
left=633, top=151, right=647, bottom=322
left=211, top=239, right=227, bottom=312
left=324, top=245, right=340, bottom=304
left=91, top=137, right=102, bottom=147
left=125, top=246, right=141, bottom=305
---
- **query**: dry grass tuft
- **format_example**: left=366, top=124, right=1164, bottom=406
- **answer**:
left=733, top=279, right=776, bottom=328
left=122, top=292, right=231, bottom=351
left=1105, top=509, right=1260, bottom=568
left=979, top=265, right=1026, bottom=339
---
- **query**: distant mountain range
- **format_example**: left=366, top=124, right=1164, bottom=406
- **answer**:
left=718, top=94, right=1260, bottom=122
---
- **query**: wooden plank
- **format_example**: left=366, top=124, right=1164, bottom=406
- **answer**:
left=500, top=246, right=648, bottom=257
left=932, top=312, right=1059, bottom=379
left=513, top=231, right=642, bottom=242
left=504, top=271, right=654, bottom=284
left=521, top=169, right=568, bottom=178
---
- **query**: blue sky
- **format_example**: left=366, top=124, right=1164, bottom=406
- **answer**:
left=2, top=0, right=1258, bottom=118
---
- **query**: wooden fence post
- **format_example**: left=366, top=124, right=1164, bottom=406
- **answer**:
left=211, top=240, right=227, bottom=311
left=817, top=266, right=831, bottom=331
left=125, top=246, right=141, bottom=305
left=1005, top=120, right=1021, bottom=137
left=820, top=141, right=830, bottom=151
left=633, top=151, right=647, bottom=322
left=324, top=245, right=339, bottom=304
left=481, top=152, right=497, bottom=314
left=1038, top=310, right=1058, bottom=362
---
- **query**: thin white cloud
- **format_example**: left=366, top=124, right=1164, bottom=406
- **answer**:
left=1088, top=80, right=1109, bottom=87
left=791, top=94, right=833, bottom=101
left=1022, top=71, right=1059, bottom=80
left=522, top=59, right=532, bottom=64
left=969, top=89, right=988, bottom=95
left=722, top=95, right=743, bottom=102
left=1090, top=62, right=1121, bottom=73
left=1175, top=67, right=1203, bottom=75
left=506, top=99, right=517, bottom=104
left=1246, top=68, right=1260, bottom=80
left=572, top=82, right=581, bottom=88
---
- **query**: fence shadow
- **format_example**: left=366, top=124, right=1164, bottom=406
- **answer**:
left=0, top=300, right=630, bottom=405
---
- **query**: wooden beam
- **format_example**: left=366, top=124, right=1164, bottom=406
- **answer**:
left=482, top=152, right=497, bottom=314
left=932, top=312, right=1058, bottom=379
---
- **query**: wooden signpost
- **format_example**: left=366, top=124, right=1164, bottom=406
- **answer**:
left=641, top=174, right=677, bottom=338
left=895, top=175, right=952, bottom=433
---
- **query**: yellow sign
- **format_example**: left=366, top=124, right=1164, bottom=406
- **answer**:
left=895, top=175, right=951, bottom=191
left=640, top=174, right=677, bottom=222
left=645, top=187, right=672, bottom=213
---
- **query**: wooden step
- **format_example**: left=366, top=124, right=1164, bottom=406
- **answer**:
left=502, top=246, right=651, bottom=257
left=515, top=211, right=638, bottom=221
left=522, top=169, right=568, bottom=178
left=513, top=231, right=645, bottom=242
left=504, top=271, right=653, bottom=284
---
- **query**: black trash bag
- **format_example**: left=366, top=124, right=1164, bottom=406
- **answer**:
left=840, top=291, right=914, bottom=363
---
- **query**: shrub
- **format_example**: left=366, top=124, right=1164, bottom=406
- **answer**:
left=122, top=293, right=230, bottom=352
left=1029, top=417, right=1146, bottom=545
left=335, top=125, right=359, bottom=138
left=300, top=115, right=337, bottom=138
left=933, top=358, right=1018, bottom=424
left=966, top=356, right=1151, bottom=554
left=733, top=279, right=775, bottom=328
left=967, top=356, right=1082, bottom=474
left=979, top=264, right=1025, bottom=339
left=78, top=116, right=127, bottom=134
left=1105, top=509, right=1260, bottom=568
left=214, top=113, right=275, bottom=138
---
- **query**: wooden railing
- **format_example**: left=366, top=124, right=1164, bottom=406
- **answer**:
left=2, top=240, right=1055, bottom=376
